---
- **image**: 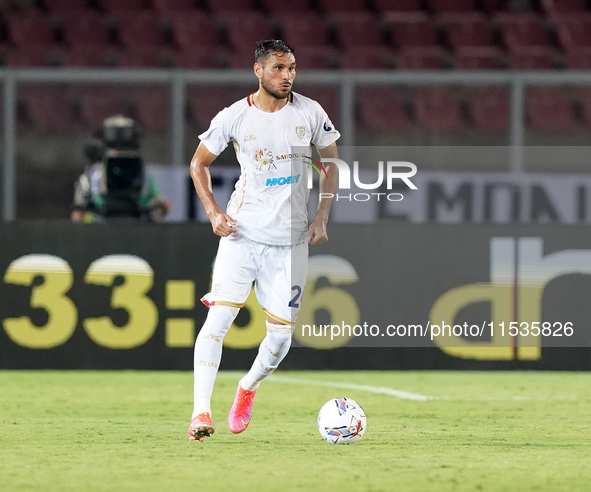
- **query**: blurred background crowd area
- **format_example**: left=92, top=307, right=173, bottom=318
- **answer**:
left=0, top=0, right=591, bottom=218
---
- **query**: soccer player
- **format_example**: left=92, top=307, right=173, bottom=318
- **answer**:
left=188, top=40, right=340, bottom=442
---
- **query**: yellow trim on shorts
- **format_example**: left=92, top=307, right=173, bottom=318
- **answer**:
left=200, top=297, right=244, bottom=309
left=263, top=308, right=293, bottom=325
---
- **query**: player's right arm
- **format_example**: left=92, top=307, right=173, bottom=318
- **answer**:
left=190, top=142, right=236, bottom=237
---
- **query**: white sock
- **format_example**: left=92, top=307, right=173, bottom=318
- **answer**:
left=192, top=306, right=237, bottom=419
left=241, top=321, right=293, bottom=391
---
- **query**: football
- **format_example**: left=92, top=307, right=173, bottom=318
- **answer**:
left=317, top=397, right=367, bottom=445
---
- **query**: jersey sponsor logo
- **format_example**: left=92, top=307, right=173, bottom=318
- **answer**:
left=265, top=174, right=301, bottom=186
left=295, top=126, right=306, bottom=139
left=323, top=121, right=333, bottom=131
left=254, top=148, right=277, bottom=171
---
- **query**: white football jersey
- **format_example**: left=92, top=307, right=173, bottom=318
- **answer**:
left=199, top=91, right=340, bottom=246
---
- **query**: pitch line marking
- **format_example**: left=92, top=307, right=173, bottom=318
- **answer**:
left=268, top=375, right=437, bottom=401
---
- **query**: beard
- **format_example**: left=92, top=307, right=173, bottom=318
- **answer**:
left=261, top=77, right=290, bottom=99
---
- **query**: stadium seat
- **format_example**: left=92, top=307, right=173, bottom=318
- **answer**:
left=22, top=90, right=80, bottom=133
left=59, top=46, right=114, bottom=67
left=340, top=46, right=395, bottom=69
left=453, top=46, right=503, bottom=69
left=172, top=50, right=223, bottom=68
left=481, top=0, right=508, bottom=12
left=278, top=14, right=331, bottom=49
left=133, top=86, right=170, bottom=132
left=79, top=90, right=134, bottom=128
left=152, top=0, right=197, bottom=12
left=541, top=0, right=588, bottom=15
left=300, top=86, right=340, bottom=125
left=428, top=0, right=475, bottom=13
left=293, top=46, right=340, bottom=69
left=100, top=0, right=146, bottom=12
left=384, top=12, right=438, bottom=48
left=497, top=13, right=552, bottom=49
left=4, top=47, right=55, bottom=67
left=508, top=46, right=555, bottom=69
left=170, top=12, right=220, bottom=50
left=579, top=87, right=591, bottom=127
left=220, top=12, right=273, bottom=52
left=374, top=0, right=422, bottom=14
left=205, top=0, right=254, bottom=13
left=414, top=87, right=465, bottom=131
left=330, top=13, right=384, bottom=48
left=187, top=87, right=234, bottom=130
left=555, top=14, right=591, bottom=50
left=565, top=48, right=591, bottom=69
left=357, top=89, right=413, bottom=131
left=262, top=0, right=310, bottom=13
left=318, top=0, right=366, bottom=12
left=396, top=46, right=447, bottom=69
left=114, top=12, right=167, bottom=49
left=116, top=48, right=168, bottom=67
left=526, top=87, right=578, bottom=132
left=467, top=86, right=509, bottom=131
left=59, top=12, right=111, bottom=48
left=225, top=51, right=257, bottom=69
left=7, top=13, right=56, bottom=48
left=442, top=13, right=494, bottom=50
left=43, top=0, right=89, bottom=11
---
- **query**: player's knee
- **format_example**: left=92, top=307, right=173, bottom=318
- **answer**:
left=199, top=305, right=239, bottom=339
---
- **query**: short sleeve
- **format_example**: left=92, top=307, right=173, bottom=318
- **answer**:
left=198, top=107, right=232, bottom=156
left=311, top=101, right=341, bottom=149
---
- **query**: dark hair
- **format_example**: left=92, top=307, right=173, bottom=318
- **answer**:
left=255, top=39, right=295, bottom=64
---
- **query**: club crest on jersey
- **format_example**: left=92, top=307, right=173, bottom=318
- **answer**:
left=254, top=148, right=277, bottom=171
left=295, top=126, right=306, bottom=139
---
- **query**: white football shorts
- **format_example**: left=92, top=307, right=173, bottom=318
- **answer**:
left=201, top=234, right=309, bottom=324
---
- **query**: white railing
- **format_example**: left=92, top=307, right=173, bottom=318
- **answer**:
left=2, top=68, right=591, bottom=221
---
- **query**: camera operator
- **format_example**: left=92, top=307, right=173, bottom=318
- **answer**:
left=71, top=115, right=170, bottom=222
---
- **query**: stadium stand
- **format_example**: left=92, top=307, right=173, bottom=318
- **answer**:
left=330, top=12, right=384, bottom=48
left=59, top=11, right=111, bottom=48
left=205, top=0, right=254, bottom=13
left=152, top=0, right=196, bottom=12
left=318, top=0, right=366, bottom=13
left=43, top=0, right=89, bottom=11
left=396, top=46, right=447, bottom=69
left=374, top=0, right=422, bottom=14
left=384, top=12, right=439, bottom=48
left=99, top=0, right=146, bottom=13
left=414, top=87, right=465, bottom=131
left=357, top=89, right=413, bottom=131
left=453, top=46, right=503, bottom=69
left=340, top=46, right=395, bottom=70
left=262, top=0, right=310, bottom=13
left=526, top=87, right=578, bottom=131
left=79, top=89, right=134, bottom=128
left=467, top=86, right=510, bottom=131
left=441, top=13, right=495, bottom=50
left=114, top=12, right=167, bottom=50
left=21, top=89, right=80, bottom=132
left=7, top=12, right=56, bottom=48
left=133, top=86, right=171, bottom=132
left=292, top=46, right=339, bottom=69
left=278, top=14, right=331, bottom=49
left=428, top=0, right=476, bottom=14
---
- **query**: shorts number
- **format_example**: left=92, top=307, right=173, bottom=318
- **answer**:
left=289, top=285, right=302, bottom=308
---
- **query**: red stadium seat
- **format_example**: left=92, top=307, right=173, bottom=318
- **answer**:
left=497, top=13, right=552, bottom=49
left=187, top=87, right=234, bottom=131
left=385, top=12, right=438, bottom=48
left=330, top=13, right=384, bottom=48
left=59, top=12, right=110, bottom=47
left=415, top=87, right=465, bottom=131
left=79, top=90, right=134, bottom=128
left=206, top=0, right=254, bottom=13
left=340, top=46, right=395, bottom=69
left=5, top=47, right=56, bottom=67
left=22, top=90, right=80, bottom=133
left=100, top=0, right=146, bottom=12
left=44, top=0, right=89, bottom=11
left=60, top=46, right=114, bottom=67
left=114, top=12, right=166, bottom=49
left=579, top=87, right=591, bottom=127
left=565, top=48, right=591, bottom=69
left=357, top=89, right=413, bottom=131
left=220, top=12, right=273, bottom=52
left=541, top=0, right=588, bottom=15
left=508, top=46, right=555, bottom=69
left=526, top=88, right=577, bottom=132
left=172, top=50, right=223, bottom=68
left=396, top=46, right=446, bottom=69
left=429, top=0, right=475, bottom=13
left=374, top=0, right=422, bottom=14
left=555, top=14, right=591, bottom=50
left=453, top=46, right=503, bottom=69
left=262, top=0, right=310, bottom=13
left=225, top=51, right=257, bottom=69
left=300, top=86, right=340, bottom=126
left=278, top=14, right=331, bottom=49
left=481, top=0, right=507, bottom=12
left=294, top=46, right=340, bottom=69
left=318, top=0, right=366, bottom=12
left=467, top=87, right=509, bottom=131
left=152, top=0, right=197, bottom=12
left=442, top=13, right=494, bottom=49
left=7, top=13, right=56, bottom=48
left=116, top=49, right=168, bottom=67
left=133, top=86, right=171, bottom=132
left=170, top=12, right=220, bottom=50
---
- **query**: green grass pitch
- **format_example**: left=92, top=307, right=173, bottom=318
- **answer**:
left=1, top=370, right=590, bottom=492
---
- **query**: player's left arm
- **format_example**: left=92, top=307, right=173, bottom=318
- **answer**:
left=307, top=142, right=338, bottom=245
